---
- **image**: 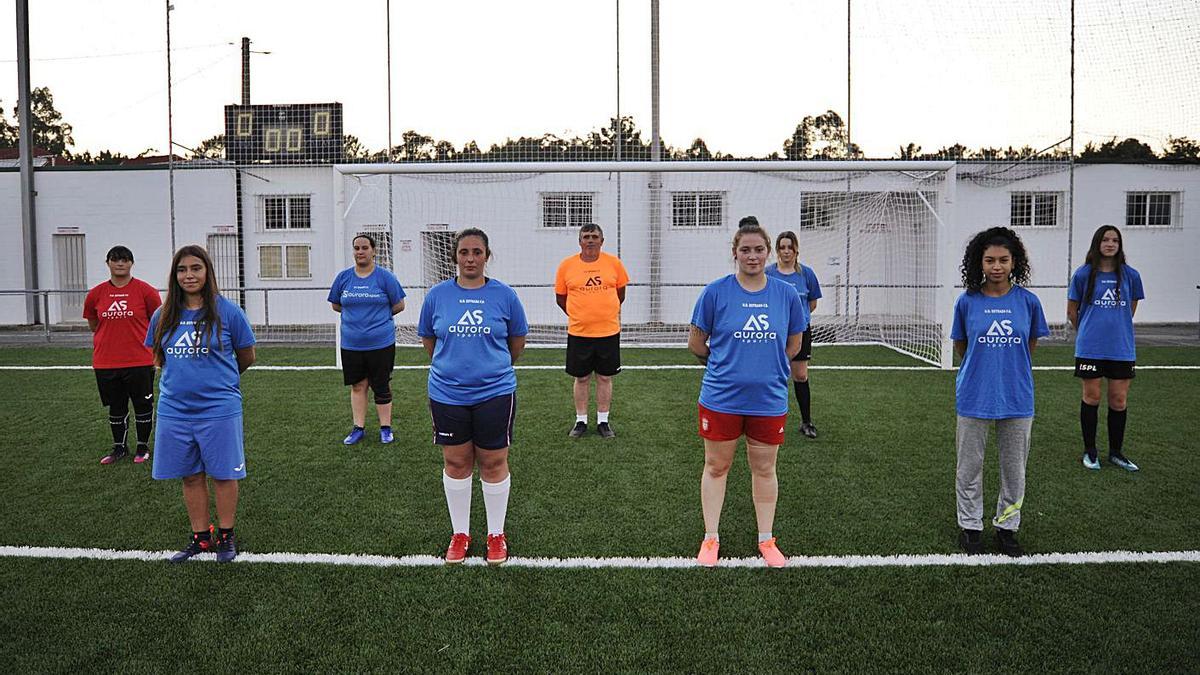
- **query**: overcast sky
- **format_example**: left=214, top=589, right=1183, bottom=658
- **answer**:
left=1, top=0, right=1196, bottom=158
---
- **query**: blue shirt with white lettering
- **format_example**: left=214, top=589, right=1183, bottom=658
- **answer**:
left=418, top=278, right=529, bottom=406
left=765, top=263, right=823, bottom=304
left=1068, top=264, right=1144, bottom=362
left=328, top=266, right=406, bottom=351
left=951, top=286, right=1050, bottom=419
left=690, top=275, right=809, bottom=416
left=145, top=296, right=256, bottom=419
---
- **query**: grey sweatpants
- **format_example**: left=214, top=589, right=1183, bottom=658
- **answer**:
left=955, top=415, right=1033, bottom=532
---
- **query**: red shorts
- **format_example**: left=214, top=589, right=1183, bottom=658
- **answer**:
left=697, top=403, right=787, bottom=445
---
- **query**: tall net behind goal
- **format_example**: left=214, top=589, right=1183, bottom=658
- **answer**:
left=337, top=161, right=955, bottom=366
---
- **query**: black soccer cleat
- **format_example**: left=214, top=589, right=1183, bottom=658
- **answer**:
left=799, top=423, right=818, bottom=439
left=169, top=529, right=214, bottom=564
left=215, top=531, right=238, bottom=563
left=568, top=421, right=588, bottom=439
left=596, top=422, right=615, bottom=439
left=958, top=529, right=984, bottom=555
left=994, top=528, right=1024, bottom=557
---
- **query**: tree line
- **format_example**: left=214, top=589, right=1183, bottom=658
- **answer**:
left=3, top=88, right=1197, bottom=164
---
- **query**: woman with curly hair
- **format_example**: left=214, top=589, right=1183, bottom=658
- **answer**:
left=1067, top=225, right=1144, bottom=472
left=950, top=227, right=1049, bottom=557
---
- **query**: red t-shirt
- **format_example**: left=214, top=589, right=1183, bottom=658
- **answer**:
left=83, top=278, right=162, bottom=369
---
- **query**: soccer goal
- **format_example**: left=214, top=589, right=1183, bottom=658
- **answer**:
left=333, top=160, right=957, bottom=367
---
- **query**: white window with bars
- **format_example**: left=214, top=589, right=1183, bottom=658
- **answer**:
left=671, top=191, right=725, bottom=228
left=540, top=192, right=594, bottom=229
left=1010, top=192, right=1060, bottom=227
left=258, top=244, right=312, bottom=280
left=356, top=226, right=395, bottom=270
left=1125, top=192, right=1177, bottom=228
left=258, top=194, right=312, bottom=231
left=799, top=192, right=846, bottom=230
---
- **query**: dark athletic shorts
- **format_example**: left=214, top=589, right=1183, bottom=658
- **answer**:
left=341, top=345, right=396, bottom=389
left=95, top=366, right=155, bottom=408
left=1074, top=357, right=1135, bottom=380
left=790, top=327, right=814, bottom=362
left=566, top=333, right=621, bottom=377
left=429, top=393, right=517, bottom=450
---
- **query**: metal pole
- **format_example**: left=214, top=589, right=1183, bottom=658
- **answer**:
left=166, top=1, right=177, bottom=251
left=615, top=0, right=622, bottom=258
left=241, top=37, right=250, bottom=105
left=15, top=0, right=39, bottom=324
left=1066, top=0, right=1076, bottom=286
left=648, top=0, right=662, bottom=322
left=386, top=0, right=395, bottom=268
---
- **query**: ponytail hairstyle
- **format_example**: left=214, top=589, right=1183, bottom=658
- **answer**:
left=153, top=245, right=222, bottom=364
left=1081, top=225, right=1125, bottom=313
left=959, top=226, right=1031, bottom=292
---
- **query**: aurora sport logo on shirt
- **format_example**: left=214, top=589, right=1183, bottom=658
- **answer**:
left=1093, top=287, right=1126, bottom=308
left=449, top=309, right=491, bottom=336
left=165, top=324, right=211, bottom=357
left=734, top=313, right=777, bottom=342
left=101, top=298, right=136, bottom=319
left=978, top=319, right=1022, bottom=346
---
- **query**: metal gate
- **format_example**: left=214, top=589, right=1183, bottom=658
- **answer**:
left=52, top=234, right=87, bottom=322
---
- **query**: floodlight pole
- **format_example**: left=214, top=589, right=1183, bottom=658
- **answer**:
left=16, top=0, right=39, bottom=324
left=166, top=0, right=176, bottom=251
left=1066, top=0, right=1076, bottom=287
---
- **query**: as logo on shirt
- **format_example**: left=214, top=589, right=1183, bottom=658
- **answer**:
left=580, top=275, right=607, bottom=293
left=978, top=319, right=1022, bottom=346
left=165, top=330, right=211, bottom=357
left=734, top=314, right=776, bottom=342
left=1094, top=288, right=1126, bottom=308
left=101, top=299, right=135, bottom=319
left=449, top=309, right=491, bottom=336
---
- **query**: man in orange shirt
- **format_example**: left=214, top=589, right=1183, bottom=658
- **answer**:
left=555, top=224, right=629, bottom=439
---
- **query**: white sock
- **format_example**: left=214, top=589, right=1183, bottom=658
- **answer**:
left=442, top=472, right=472, bottom=534
left=575, top=413, right=588, bottom=424
left=597, top=411, right=609, bottom=424
left=481, top=474, right=511, bottom=536
left=758, top=532, right=773, bottom=543
left=704, top=532, right=719, bottom=542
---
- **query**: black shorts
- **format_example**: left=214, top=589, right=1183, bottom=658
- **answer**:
left=95, top=366, right=155, bottom=407
left=341, top=345, right=396, bottom=389
left=790, top=327, right=814, bottom=362
left=566, top=333, right=621, bottom=377
left=430, top=393, right=517, bottom=450
left=1074, top=358, right=1135, bottom=380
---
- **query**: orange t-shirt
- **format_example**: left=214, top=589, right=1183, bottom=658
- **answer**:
left=555, top=252, right=629, bottom=337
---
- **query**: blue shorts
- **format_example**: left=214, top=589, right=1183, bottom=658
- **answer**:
left=429, top=392, right=516, bottom=450
left=152, top=414, right=246, bottom=480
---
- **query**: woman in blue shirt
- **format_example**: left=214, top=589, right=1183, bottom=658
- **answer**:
left=688, top=217, right=808, bottom=568
left=328, top=234, right=406, bottom=446
left=418, top=228, right=528, bottom=567
left=951, top=227, right=1049, bottom=558
left=146, top=245, right=256, bottom=563
left=766, top=230, right=823, bottom=439
left=1067, top=225, right=1144, bottom=472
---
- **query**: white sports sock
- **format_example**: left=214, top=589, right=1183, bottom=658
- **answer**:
left=704, top=532, right=719, bottom=542
left=480, top=474, right=511, bottom=536
left=442, top=472, right=472, bottom=534
left=597, top=411, right=609, bottom=424
left=758, top=532, right=773, bottom=543
left=575, top=414, right=588, bottom=424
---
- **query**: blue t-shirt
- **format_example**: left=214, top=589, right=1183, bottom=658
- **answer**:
left=418, top=278, right=529, bottom=406
left=328, top=266, right=406, bottom=351
left=765, top=263, right=823, bottom=305
left=1068, top=264, right=1144, bottom=362
left=951, top=286, right=1050, bottom=419
left=690, top=275, right=809, bottom=416
left=145, top=296, right=256, bottom=420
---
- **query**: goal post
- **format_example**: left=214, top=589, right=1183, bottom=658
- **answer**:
left=333, top=160, right=957, bottom=366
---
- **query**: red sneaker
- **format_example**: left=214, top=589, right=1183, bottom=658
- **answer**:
left=445, top=532, right=470, bottom=565
left=758, top=537, right=787, bottom=568
left=486, top=533, right=508, bottom=566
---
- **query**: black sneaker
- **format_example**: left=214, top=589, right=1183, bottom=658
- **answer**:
left=215, top=531, right=238, bottom=563
left=799, top=423, right=818, bottom=439
left=994, top=528, right=1024, bottom=557
left=958, top=529, right=984, bottom=555
left=169, top=529, right=214, bottom=564
left=1108, top=452, right=1140, bottom=472
left=596, top=422, right=615, bottom=439
left=100, top=445, right=129, bottom=465
left=568, top=421, right=587, bottom=439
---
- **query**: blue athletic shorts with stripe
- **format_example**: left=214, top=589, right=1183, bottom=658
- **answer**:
left=151, top=414, right=246, bottom=480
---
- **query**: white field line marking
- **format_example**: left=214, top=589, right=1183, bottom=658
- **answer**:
left=2, top=365, right=1199, bottom=372
left=1, top=545, right=1198, bottom=569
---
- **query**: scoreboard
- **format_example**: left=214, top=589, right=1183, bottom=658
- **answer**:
left=224, top=102, right=343, bottom=163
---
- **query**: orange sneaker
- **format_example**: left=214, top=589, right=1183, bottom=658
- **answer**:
left=696, top=537, right=719, bottom=567
left=486, top=533, right=508, bottom=566
left=445, top=532, right=470, bottom=565
left=758, top=537, right=787, bottom=568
